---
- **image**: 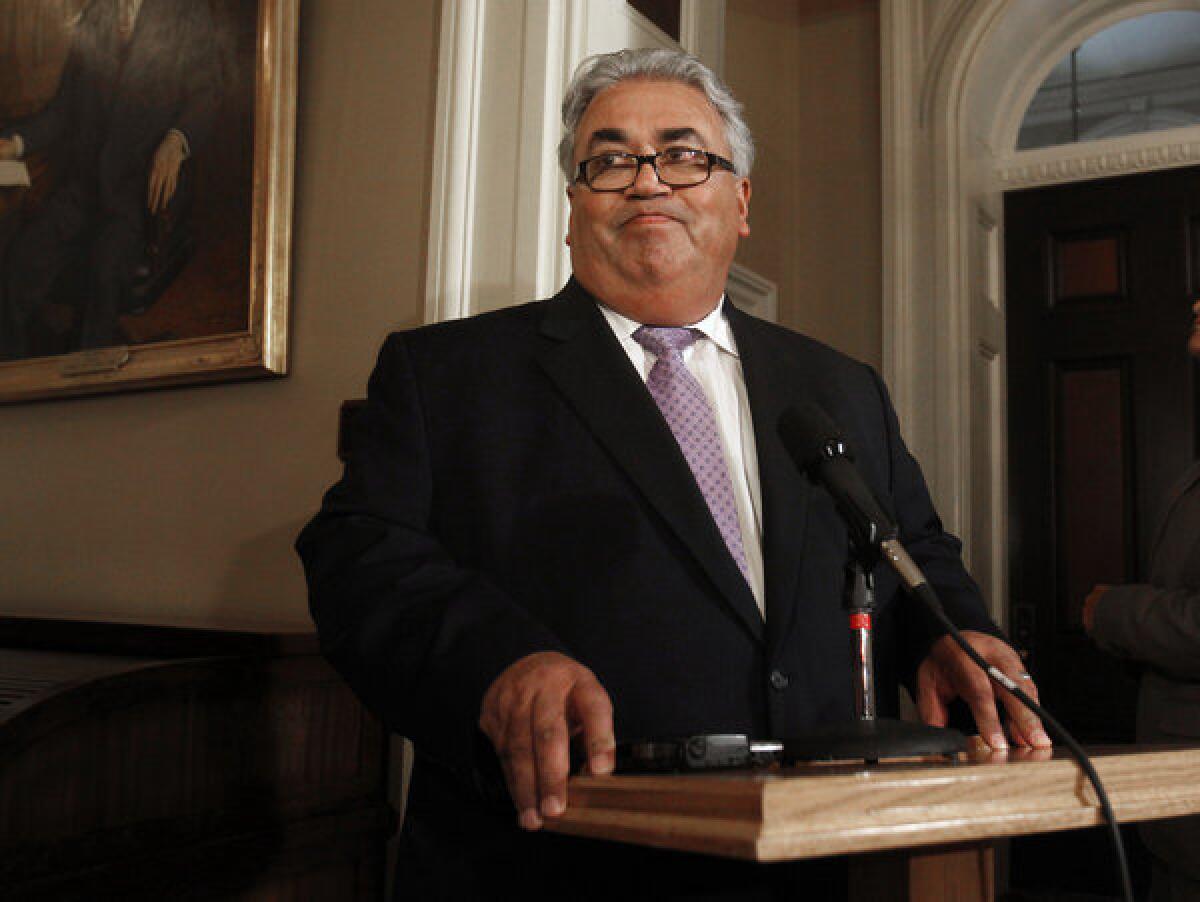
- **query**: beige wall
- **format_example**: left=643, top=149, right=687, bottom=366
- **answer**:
left=0, top=1, right=884, bottom=627
left=725, top=0, right=882, bottom=367
left=0, top=0, right=440, bottom=628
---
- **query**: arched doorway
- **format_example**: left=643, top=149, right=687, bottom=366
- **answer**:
left=883, top=0, right=1200, bottom=630
left=886, top=3, right=1200, bottom=895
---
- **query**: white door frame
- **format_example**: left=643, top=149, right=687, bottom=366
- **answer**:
left=883, top=0, right=1200, bottom=624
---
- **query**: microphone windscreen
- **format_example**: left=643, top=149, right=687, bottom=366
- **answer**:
left=778, top=402, right=844, bottom=473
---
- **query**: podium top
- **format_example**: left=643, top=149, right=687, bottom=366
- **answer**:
left=547, top=745, right=1200, bottom=861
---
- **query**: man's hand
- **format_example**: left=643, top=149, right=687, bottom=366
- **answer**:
left=479, top=651, right=615, bottom=831
left=147, top=131, right=187, bottom=215
left=1083, top=584, right=1110, bottom=634
left=916, top=630, right=1051, bottom=751
left=0, top=137, right=18, bottom=161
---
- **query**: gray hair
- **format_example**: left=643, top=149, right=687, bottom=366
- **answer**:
left=558, top=48, right=755, bottom=181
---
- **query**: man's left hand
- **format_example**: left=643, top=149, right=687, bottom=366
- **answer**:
left=148, top=131, right=186, bottom=215
left=916, top=630, right=1052, bottom=751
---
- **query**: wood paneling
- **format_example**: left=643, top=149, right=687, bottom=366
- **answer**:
left=1056, top=363, right=1130, bottom=627
left=1053, top=232, right=1125, bottom=303
left=0, top=616, right=391, bottom=901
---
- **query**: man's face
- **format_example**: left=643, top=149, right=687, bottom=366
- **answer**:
left=565, top=78, right=751, bottom=325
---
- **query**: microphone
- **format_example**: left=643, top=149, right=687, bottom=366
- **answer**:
left=777, top=403, right=931, bottom=597
left=775, top=404, right=1134, bottom=902
left=774, top=401, right=966, bottom=762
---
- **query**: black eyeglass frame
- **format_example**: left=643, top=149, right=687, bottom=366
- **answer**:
left=574, top=148, right=737, bottom=192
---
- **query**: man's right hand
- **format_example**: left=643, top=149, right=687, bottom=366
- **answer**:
left=0, top=138, right=18, bottom=161
left=479, top=651, right=615, bottom=831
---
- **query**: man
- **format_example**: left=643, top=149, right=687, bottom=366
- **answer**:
left=1084, top=298, right=1200, bottom=902
left=298, top=49, right=1047, bottom=900
left=0, top=0, right=220, bottom=359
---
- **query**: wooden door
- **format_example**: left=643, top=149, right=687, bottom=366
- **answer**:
left=1004, top=164, right=1200, bottom=897
left=1006, top=165, right=1200, bottom=741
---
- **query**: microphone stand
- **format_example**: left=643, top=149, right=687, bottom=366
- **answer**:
left=784, top=546, right=967, bottom=763
left=846, top=557, right=879, bottom=721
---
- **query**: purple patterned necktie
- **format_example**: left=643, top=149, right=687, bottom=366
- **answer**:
left=633, top=326, right=751, bottom=585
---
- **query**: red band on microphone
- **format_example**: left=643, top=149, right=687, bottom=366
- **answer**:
left=849, top=612, right=871, bottom=630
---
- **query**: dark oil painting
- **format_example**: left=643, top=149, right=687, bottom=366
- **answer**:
left=0, top=0, right=262, bottom=376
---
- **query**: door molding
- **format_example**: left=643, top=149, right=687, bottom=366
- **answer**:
left=882, top=0, right=1200, bottom=624
left=425, top=0, right=488, bottom=325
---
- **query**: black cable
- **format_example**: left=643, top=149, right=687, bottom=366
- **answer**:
left=910, top=581, right=1134, bottom=902
left=775, top=402, right=1134, bottom=900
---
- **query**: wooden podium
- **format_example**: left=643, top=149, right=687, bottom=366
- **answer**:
left=547, top=745, right=1200, bottom=901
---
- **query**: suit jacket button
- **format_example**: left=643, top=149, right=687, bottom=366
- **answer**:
left=769, top=670, right=789, bottom=691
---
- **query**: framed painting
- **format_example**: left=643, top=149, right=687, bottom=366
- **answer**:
left=0, top=0, right=296, bottom=402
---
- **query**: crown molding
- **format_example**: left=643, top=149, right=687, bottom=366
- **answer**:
left=995, top=130, right=1200, bottom=190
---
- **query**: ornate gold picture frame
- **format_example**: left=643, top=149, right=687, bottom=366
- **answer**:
left=0, top=0, right=296, bottom=403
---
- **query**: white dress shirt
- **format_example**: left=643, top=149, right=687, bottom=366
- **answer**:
left=598, top=298, right=766, bottom=616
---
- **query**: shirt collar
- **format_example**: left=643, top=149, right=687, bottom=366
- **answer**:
left=598, top=295, right=739, bottom=358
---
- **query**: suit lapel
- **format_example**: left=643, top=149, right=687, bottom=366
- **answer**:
left=726, top=304, right=816, bottom=657
left=536, top=281, right=764, bottom=644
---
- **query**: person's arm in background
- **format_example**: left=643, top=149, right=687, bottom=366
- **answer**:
left=1085, top=582, right=1200, bottom=680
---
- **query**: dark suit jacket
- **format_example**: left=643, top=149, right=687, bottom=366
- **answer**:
left=296, top=279, right=998, bottom=899
left=1093, top=461, right=1200, bottom=892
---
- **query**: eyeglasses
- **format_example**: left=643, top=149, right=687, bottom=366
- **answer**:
left=575, top=147, right=736, bottom=192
